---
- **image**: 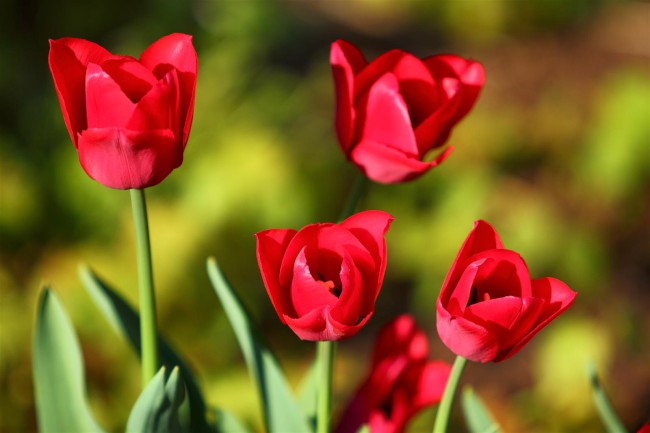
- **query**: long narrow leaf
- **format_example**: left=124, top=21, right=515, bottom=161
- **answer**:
left=587, top=363, right=627, bottom=433
left=32, top=287, right=105, bottom=433
left=461, top=386, right=501, bottom=433
left=126, top=366, right=190, bottom=433
left=78, top=265, right=211, bottom=433
left=207, top=257, right=311, bottom=433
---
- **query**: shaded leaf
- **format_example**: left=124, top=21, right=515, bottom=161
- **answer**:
left=207, top=257, right=311, bottom=433
left=32, top=287, right=105, bottom=433
left=210, top=408, right=251, bottom=433
left=79, top=265, right=211, bottom=432
left=126, top=366, right=189, bottom=433
left=461, top=386, right=501, bottom=433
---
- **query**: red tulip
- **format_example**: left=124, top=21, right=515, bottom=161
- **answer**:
left=436, top=220, right=577, bottom=362
left=48, top=34, right=197, bottom=189
left=336, top=315, right=451, bottom=433
left=330, top=39, right=484, bottom=184
left=255, top=210, right=393, bottom=341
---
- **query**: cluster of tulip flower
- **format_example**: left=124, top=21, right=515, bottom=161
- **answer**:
left=33, top=32, right=639, bottom=433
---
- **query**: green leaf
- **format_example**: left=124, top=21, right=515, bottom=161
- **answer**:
left=207, top=257, right=311, bottom=433
left=461, top=386, right=501, bottom=433
left=79, top=265, right=211, bottom=433
left=587, top=362, right=627, bottom=433
left=126, top=366, right=190, bottom=433
left=210, top=408, right=251, bottom=433
left=32, top=287, right=105, bottom=433
left=297, top=362, right=318, bottom=431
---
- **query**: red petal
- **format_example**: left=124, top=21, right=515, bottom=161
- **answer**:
left=495, top=278, right=577, bottom=362
left=99, top=56, right=158, bottom=102
left=350, top=139, right=442, bottom=183
left=414, top=77, right=463, bottom=153
left=278, top=223, right=324, bottom=287
left=48, top=38, right=112, bottom=146
left=330, top=252, right=365, bottom=325
left=283, top=305, right=372, bottom=341
left=414, top=361, right=452, bottom=406
left=439, top=220, right=504, bottom=305
left=85, top=63, right=135, bottom=129
left=255, top=228, right=297, bottom=321
left=128, top=68, right=181, bottom=138
left=436, top=300, right=498, bottom=362
left=354, top=49, right=404, bottom=100
left=290, top=248, right=339, bottom=316
left=76, top=127, right=179, bottom=189
left=470, top=249, right=533, bottom=299
left=139, top=33, right=197, bottom=146
left=361, top=72, right=418, bottom=157
left=464, top=295, right=544, bottom=351
left=371, top=315, right=428, bottom=366
left=330, top=40, right=367, bottom=152
left=425, top=54, right=485, bottom=124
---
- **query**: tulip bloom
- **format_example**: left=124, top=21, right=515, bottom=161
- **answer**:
left=255, top=210, right=393, bottom=341
left=437, top=221, right=577, bottom=363
left=336, top=315, right=451, bottom=433
left=48, top=33, right=198, bottom=189
left=330, top=39, right=484, bottom=184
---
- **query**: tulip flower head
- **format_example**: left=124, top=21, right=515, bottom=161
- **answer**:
left=255, top=210, right=393, bottom=341
left=330, top=39, right=485, bottom=184
left=436, top=220, right=577, bottom=363
left=48, top=33, right=198, bottom=189
left=336, top=315, right=451, bottom=433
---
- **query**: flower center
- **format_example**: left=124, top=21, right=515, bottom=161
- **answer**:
left=467, top=286, right=491, bottom=307
left=315, top=271, right=342, bottom=298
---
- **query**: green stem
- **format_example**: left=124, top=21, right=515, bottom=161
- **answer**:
left=433, top=356, right=467, bottom=433
left=316, top=340, right=335, bottom=433
left=588, top=363, right=627, bottom=433
left=130, top=188, right=159, bottom=387
left=338, top=174, right=369, bottom=222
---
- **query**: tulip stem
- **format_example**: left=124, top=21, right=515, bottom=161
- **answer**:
left=338, top=174, right=368, bottom=222
left=130, top=188, right=159, bottom=388
left=317, top=340, right=335, bottom=433
left=433, top=355, right=467, bottom=433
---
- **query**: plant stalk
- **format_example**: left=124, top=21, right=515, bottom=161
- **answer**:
left=433, top=355, right=467, bottom=433
left=316, top=340, right=335, bottom=433
left=130, top=188, right=159, bottom=387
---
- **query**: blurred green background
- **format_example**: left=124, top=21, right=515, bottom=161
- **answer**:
left=1, top=0, right=649, bottom=432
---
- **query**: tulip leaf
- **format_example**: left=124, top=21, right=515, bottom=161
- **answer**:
left=210, top=408, right=251, bottom=433
left=32, top=287, right=105, bottom=433
left=587, top=362, right=627, bottom=433
left=207, top=257, right=311, bottom=433
left=461, top=386, right=502, bottom=433
left=126, top=366, right=190, bottom=433
left=78, top=265, right=211, bottom=433
left=297, top=362, right=318, bottom=430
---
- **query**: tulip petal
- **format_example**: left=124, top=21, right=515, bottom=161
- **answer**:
left=464, top=295, right=544, bottom=352
left=436, top=301, right=498, bottom=362
left=361, top=72, right=418, bottom=157
left=471, top=249, right=533, bottom=299
left=351, top=140, right=445, bottom=184
left=76, top=127, right=179, bottom=189
left=496, top=277, right=577, bottom=361
left=413, top=361, right=452, bottom=407
left=128, top=68, right=181, bottom=139
left=85, top=63, right=135, bottom=129
left=99, top=57, right=158, bottom=102
left=139, top=33, right=197, bottom=146
left=255, top=228, right=297, bottom=322
left=331, top=40, right=367, bottom=152
left=340, top=210, right=393, bottom=262
left=330, top=253, right=364, bottom=325
left=371, top=314, right=428, bottom=366
left=425, top=54, right=485, bottom=121
left=354, top=49, right=404, bottom=100
left=278, top=224, right=324, bottom=288
left=48, top=38, right=112, bottom=146
left=440, top=220, right=504, bottom=300
left=290, top=248, right=339, bottom=317
left=414, top=77, right=463, bottom=154
left=283, top=306, right=372, bottom=341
